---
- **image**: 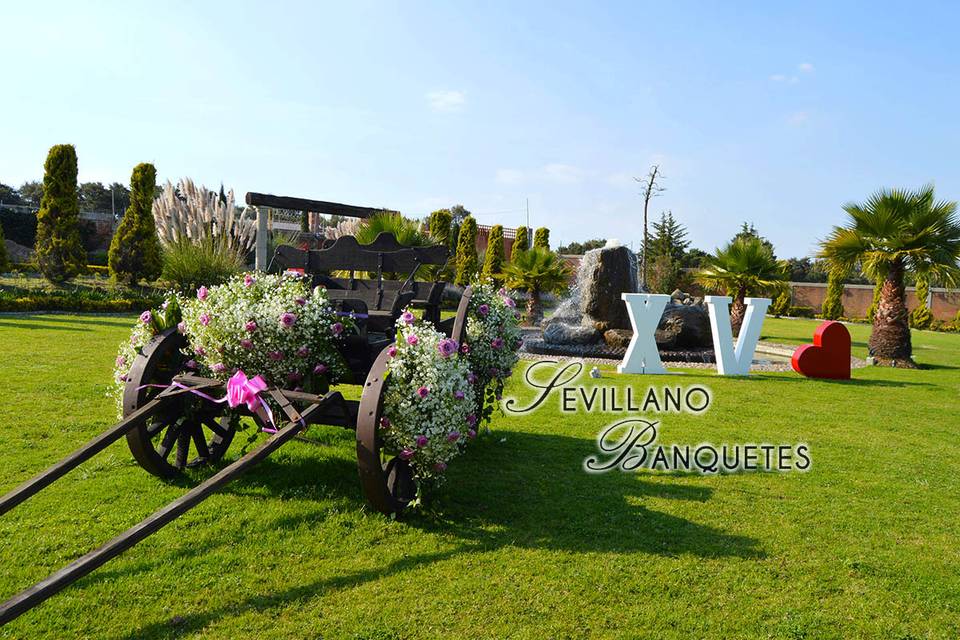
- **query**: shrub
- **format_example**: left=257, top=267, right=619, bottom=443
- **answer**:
left=456, top=216, right=478, bottom=286
left=788, top=306, right=815, bottom=318
left=512, top=226, right=529, bottom=260
left=867, top=279, right=882, bottom=322
left=0, top=223, right=9, bottom=272
left=160, top=236, right=245, bottom=293
left=34, top=144, right=86, bottom=283
left=0, top=209, right=37, bottom=247
left=820, top=274, right=844, bottom=320
left=770, top=285, right=791, bottom=317
left=481, top=225, right=505, bottom=285
left=86, top=265, right=110, bottom=276
left=0, top=286, right=162, bottom=313
left=109, top=163, right=163, bottom=285
left=533, top=227, right=550, bottom=250
left=428, top=209, right=452, bottom=245
left=909, top=276, right=933, bottom=329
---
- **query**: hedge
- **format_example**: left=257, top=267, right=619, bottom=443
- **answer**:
left=0, top=287, right=162, bottom=313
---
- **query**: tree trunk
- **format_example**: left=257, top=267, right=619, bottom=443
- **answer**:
left=868, top=258, right=915, bottom=365
left=730, top=287, right=747, bottom=337
left=526, top=288, right=543, bottom=325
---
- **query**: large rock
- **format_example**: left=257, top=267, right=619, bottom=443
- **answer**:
left=580, top=245, right=637, bottom=330
left=543, top=321, right=601, bottom=345
left=603, top=329, right=633, bottom=349
left=655, top=303, right=712, bottom=349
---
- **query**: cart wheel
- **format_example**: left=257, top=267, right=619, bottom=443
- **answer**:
left=122, top=328, right=236, bottom=479
left=449, top=285, right=473, bottom=345
left=356, top=345, right=416, bottom=515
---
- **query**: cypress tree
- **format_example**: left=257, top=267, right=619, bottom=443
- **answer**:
left=867, top=279, right=882, bottom=321
left=909, top=275, right=933, bottom=329
left=534, top=227, right=550, bottom=250
left=512, top=225, right=529, bottom=260
left=481, top=224, right=505, bottom=285
left=428, top=208, right=452, bottom=245
left=770, top=285, right=791, bottom=317
left=821, top=273, right=845, bottom=320
left=35, top=144, right=86, bottom=283
left=109, top=163, right=162, bottom=284
left=456, top=215, right=478, bottom=286
left=0, top=224, right=9, bottom=272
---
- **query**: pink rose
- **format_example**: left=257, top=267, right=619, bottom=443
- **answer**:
left=240, top=339, right=253, bottom=350
left=478, top=304, right=490, bottom=316
left=417, top=386, right=429, bottom=399
left=269, top=351, right=284, bottom=361
left=380, top=416, right=391, bottom=429
left=415, top=435, right=428, bottom=448
left=296, top=346, right=310, bottom=357
left=245, top=321, right=257, bottom=332
left=177, top=321, right=186, bottom=334
left=244, top=274, right=255, bottom=287
left=467, top=428, right=477, bottom=439
left=211, top=363, right=226, bottom=373
left=280, top=312, right=297, bottom=328
left=313, top=363, right=328, bottom=375
left=399, top=448, right=415, bottom=460
left=295, top=297, right=306, bottom=306
left=185, top=359, right=197, bottom=369
left=492, top=337, right=504, bottom=349
left=331, top=322, right=344, bottom=336
left=406, top=334, right=419, bottom=346
left=433, top=461, right=447, bottom=472
left=387, top=346, right=398, bottom=358
left=197, top=286, right=208, bottom=301
left=447, top=431, right=461, bottom=442
left=466, top=414, right=477, bottom=427
left=199, top=313, right=210, bottom=326
left=139, top=310, right=152, bottom=324
left=454, top=390, right=465, bottom=400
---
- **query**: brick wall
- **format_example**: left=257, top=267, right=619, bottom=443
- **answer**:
left=790, top=282, right=959, bottom=320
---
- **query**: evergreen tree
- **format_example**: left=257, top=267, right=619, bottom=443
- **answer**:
left=482, top=224, right=505, bottom=285
left=512, top=226, right=529, bottom=260
left=770, top=285, right=792, bottom=316
left=909, top=275, right=933, bottom=329
left=867, top=279, right=883, bottom=321
left=821, top=273, right=845, bottom=319
left=0, top=223, right=10, bottom=272
left=109, top=163, right=162, bottom=284
left=428, top=208, right=452, bottom=245
left=734, top=222, right=777, bottom=259
left=648, top=211, right=690, bottom=263
left=533, top=227, right=550, bottom=250
left=455, top=215, right=478, bottom=286
left=34, top=144, right=86, bottom=283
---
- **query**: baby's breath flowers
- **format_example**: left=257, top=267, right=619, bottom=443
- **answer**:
left=463, top=283, right=523, bottom=424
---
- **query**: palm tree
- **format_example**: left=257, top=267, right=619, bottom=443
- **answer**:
left=819, top=185, right=960, bottom=365
left=500, top=247, right=572, bottom=324
left=355, top=212, right=431, bottom=247
left=696, top=236, right=787, bottom=336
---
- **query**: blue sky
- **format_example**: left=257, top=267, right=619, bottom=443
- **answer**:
left=3, top=1, right=960, bottom=258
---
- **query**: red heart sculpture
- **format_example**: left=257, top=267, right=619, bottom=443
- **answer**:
left=791, top=321, right=851, bottom=380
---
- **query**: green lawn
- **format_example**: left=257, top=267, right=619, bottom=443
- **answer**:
left=0, top=314, right=958, bottom=639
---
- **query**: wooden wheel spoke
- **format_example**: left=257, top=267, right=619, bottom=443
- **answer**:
left=191, top=425, right=211, bottom=460
left=174, top=428, right=192, bottom=469
left=157, top=423, right=183, bottom=459
left=202, top=418, right=229, bottom=439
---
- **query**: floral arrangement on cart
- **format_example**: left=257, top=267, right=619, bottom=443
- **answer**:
left=113, top=272, right=522, bottom=504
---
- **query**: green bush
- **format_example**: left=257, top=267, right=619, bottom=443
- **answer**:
left=770, top=285, right=791, bottom=317
left=867, top=279, right=882, bottom=321
left=428, top=209, right=452, bottom=245
left=455, top=215, right=478, bottom=286
left=160, top=236, right=244, bottom=293
left=0, top=208, right=37, bottom=247
left=86, top=265, right=110, bottom=276
left=481, top=224, right=505, bottom=285
left=909, top=276, right=933, bottom=329
left=0, top=223, right=9, bottom=272
left=109, top=163, right=162, bottom=285
left=820, top=275, right=844, bottom=320
left=788, top=306, right=815, bottom=318
left=533, top=227, right=550, bottom=250
left=0, top=286, right=163, bottom=313
left=34, top=144, right=86, bottom=283
left=512, top=226, right=529, bottom=261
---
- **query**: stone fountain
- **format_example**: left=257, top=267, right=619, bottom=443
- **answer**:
left=523, top=241, right=715, bottom=362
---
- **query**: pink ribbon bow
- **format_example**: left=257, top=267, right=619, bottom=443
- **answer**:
left=227, top=370, right=268, bottom=411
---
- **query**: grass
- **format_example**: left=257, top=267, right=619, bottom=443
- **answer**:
left=0, top=314, right=958, bottom=638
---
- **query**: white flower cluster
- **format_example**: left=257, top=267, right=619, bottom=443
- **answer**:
left=463, top=283, right=523, bottom=421
left=177, top=273, right=350, bottom=390
left=112, top=306, right=167, bottom=416
left=381, top=312, right=477, bottom=483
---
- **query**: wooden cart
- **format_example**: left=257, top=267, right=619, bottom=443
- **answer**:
left=0, top=194, right=473, bottom=624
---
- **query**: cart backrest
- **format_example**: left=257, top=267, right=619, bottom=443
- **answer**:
left=272, top=233, right=449, bottom=275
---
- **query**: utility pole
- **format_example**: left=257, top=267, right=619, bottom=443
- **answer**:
left=525, top=197, right=529, bottom=231
left=635, top=165, right=665, bottom=291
